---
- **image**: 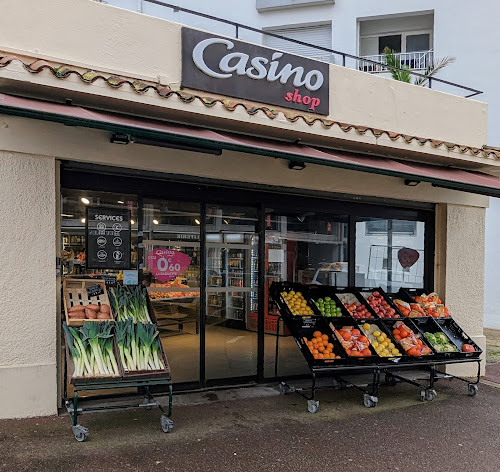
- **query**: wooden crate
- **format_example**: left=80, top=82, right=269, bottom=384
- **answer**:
left=63, top=278, right=114, bottom=327
left=64, top=334, right=124, bottom=384
left=121, top=331, right=171, bottom=380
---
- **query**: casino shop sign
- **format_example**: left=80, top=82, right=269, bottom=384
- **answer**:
left=182, top=27, right=330, bottom=115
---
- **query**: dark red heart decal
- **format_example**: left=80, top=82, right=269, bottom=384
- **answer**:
left=398, top=247, right=419, bottom=269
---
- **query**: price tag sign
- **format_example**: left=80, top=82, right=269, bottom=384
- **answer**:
left=147, top=249, right=191, bottom=282
left=100, top=275, right=117, bottom=286
left=87, top=283, right=104, bottom=298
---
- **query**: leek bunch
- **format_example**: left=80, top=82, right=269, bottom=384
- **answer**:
left=109, top=285, right=152, bottom=323
left=63, top=322, right=119, bottom=378
left=115, top=320, right=165, bottom=371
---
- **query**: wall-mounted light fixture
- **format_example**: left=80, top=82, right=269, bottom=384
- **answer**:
left=110, top=133, right=222, bottom=156
left=404, top=179, right=420, bottom=187
left=288, top=160, right=306, bottom=171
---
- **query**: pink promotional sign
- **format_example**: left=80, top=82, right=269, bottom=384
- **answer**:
left=146, top=248, right=191, bottom=282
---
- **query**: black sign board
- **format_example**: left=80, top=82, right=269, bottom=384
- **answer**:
left=86, top=207, right=131, bottom=269
left=181, top=27, right=330, bottom=115
left=87, top=283, right=104, bottom=298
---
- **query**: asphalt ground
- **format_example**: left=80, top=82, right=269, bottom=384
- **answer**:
left=0, top=377, right=499, bottom=472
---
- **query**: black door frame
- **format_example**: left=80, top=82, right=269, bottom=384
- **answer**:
left=61, top=165, right=435, bottom=389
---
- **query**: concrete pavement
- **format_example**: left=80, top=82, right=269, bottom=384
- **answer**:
left=0, top=378, right=499, bottom=472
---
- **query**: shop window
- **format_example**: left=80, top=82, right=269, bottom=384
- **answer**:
left=60, top=189, right=139, bottom=276
left=365, top=220, right=417, bottom=236
left=356, top=218, right=425, bottom=293
left=264, top=210, right=348, bottom=378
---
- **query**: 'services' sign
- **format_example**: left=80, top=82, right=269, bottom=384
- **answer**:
left=182, top=27, right=330, bottom=115
left=86, top=207, right=131, bottom=269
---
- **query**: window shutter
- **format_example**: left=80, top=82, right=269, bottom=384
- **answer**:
left=264, top=24, right=332, bottom=63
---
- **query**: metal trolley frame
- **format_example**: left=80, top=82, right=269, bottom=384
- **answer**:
left=63, top=347, right=174, bottom=441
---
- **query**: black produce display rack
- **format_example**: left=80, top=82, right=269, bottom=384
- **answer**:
left=270, top=282, right=482, bottom=413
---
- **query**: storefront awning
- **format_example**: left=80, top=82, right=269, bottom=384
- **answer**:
left=2, top=92, right=500, bottom=197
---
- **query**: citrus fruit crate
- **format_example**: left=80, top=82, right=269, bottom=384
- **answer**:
left=270, top=281, right=321, bottom=320
left=292, top=316, right=346, bottom=367
left=63, top=278, right=115, bottom=327
left=357, top=320, right=406, bottom=362
left=332, top=288, right=379, bottom=320
left=307, top=285, right=352, bottom=318
left=357, top=287, right=405, bottom=319
left=248, top=312, right=291, bottom=336
left=380, top=318, right=436, bottom=361
left=410, top=317, right=463, bottom=359
left=434, top=318, right=482, bottom=358
left=328, top=319, right=378, bottom=364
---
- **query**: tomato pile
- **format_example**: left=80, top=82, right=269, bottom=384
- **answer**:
left=393, top=299, right=427, bottom=317
left=362, top=291, right=399, bottom=318
left=304, top=331, right=341, bottom=360
left=335, top=326, right=372, bottom=357
left=337, top=293, right=373, bottom=319
left=412, top=292, right=451, bottom=318
left=391, top=321, right=432, bottom=356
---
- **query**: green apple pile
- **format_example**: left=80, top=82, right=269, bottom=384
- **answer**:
left=314, top=297, right=342, bottom=317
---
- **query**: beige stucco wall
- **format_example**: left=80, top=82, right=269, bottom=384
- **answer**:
left=435, top=203, right=486, bottom=375
left=0, top=151, right=57, bottom=418
left=0, top=0, right=491, bottom=169
left=0, top=115, right=490, bottom=209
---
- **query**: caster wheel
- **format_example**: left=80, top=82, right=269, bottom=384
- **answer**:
left=420, top=390, right=426, bottom=402
left=160, top=415, right=174, bottom=433
left=332, top=378, right=342, bottom=390
left=307, top=400, right=319, bottom=414
left=468, top=384, right=478, bottom=396
left=72, top=424, right=89, bottom=442
left=426, top=389, right=437, bottom=401
left=279, top=382, right=289, bottom=395
left=363, top=394, right=378, bottom=408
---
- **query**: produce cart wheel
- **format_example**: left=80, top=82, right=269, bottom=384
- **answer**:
left=307, top=400, right=319, bottom=414
left=72, top=424, right=89, bottom=442
left=420, top=390, right=426, bottom=402
left=468, top=384, right=478, bottom=396
left=279, top=382, right=289, bottom=395
left=425, top=389, right=437, bottom=402
left=332, top=378, right=342, bottom=389
left=363, top=394, right=378, bottom=408
left=160, top=415, right=174, bottom=433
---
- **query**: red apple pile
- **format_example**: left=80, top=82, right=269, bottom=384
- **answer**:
left=364, top=291, right=399, bottom=319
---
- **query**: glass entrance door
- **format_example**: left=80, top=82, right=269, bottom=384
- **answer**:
left=142, top=199, right=201, bottom=384
left=205, top=205, right=258, bottom=381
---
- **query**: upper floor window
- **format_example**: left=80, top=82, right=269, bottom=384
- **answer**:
left=358, top=12, right=433, bottom=73
left=263, top=23, right=333, bottom=63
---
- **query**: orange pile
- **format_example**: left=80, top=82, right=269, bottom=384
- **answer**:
left=304, top=331, right=341, bottom=360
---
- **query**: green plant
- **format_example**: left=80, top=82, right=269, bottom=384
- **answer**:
left=382, top=47, right=455, bottom=86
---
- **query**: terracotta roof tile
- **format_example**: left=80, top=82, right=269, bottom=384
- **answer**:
left=1, top=54, right=499, bottom=161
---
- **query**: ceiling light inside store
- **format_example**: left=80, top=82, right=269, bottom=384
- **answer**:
left=153, top=219, right=159, bottom=225
left=117, top=200, right=124, bottom=204
left=60, top=213, right=74, bottom=218
left=81, top=197, right=90, bottom=205
left=404, top=179, right=420, bottom=186
left=81, top=218, right=86, bottom=223
left=195, top=219, right=201, bottom=225
left=130, top=219, right=135, bottom=225
left=223, top=219, right=229, bottom=224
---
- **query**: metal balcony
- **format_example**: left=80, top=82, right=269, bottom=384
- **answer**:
left=358, top=50, right=434, bottom=74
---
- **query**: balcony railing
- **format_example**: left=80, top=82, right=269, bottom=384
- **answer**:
left=359, top=50, right=434, bottom=74
left=127, top=1, right=482, bottom=98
